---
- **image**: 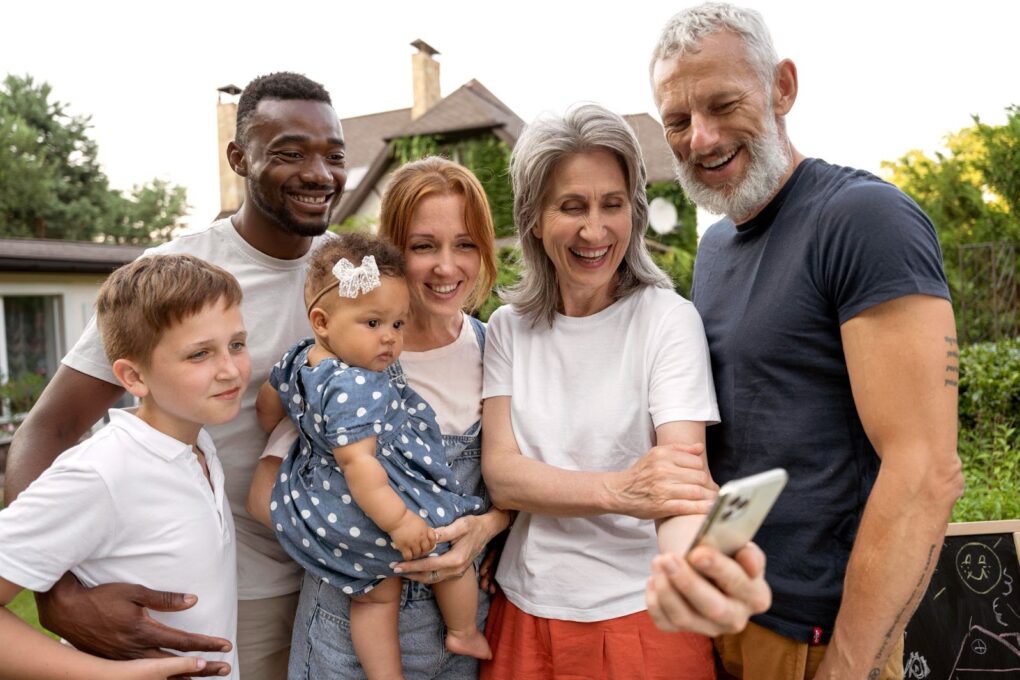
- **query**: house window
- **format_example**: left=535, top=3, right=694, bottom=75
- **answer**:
left=1, top=295, right=63, bottom=425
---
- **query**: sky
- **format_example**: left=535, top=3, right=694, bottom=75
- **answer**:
left=3, top=0, right=1018, bottom=231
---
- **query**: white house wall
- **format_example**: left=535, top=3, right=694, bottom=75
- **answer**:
left=0, top=272, right=108, bottom=358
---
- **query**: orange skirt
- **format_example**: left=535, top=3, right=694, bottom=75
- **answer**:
left=480, top=591, right=715, bottom=680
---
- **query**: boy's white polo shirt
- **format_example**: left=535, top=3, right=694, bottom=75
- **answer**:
left=0, top=409, right=238, bottom=678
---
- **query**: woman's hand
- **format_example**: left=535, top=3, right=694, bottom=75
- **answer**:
left=607, top=442, right=718, bottom=519
left=645, top=542, right=772, bottom=636
left=394, top=508, right=509, bottom=585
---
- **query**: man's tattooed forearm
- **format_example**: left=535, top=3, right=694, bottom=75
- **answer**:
left=872, top=544, right=936, bottom=673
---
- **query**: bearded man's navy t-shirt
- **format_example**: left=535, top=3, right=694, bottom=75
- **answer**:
left=692, top=158, right=950, bottom=642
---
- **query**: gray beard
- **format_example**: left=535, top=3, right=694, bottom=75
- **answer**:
left=673, top=116, right=791, bottom=223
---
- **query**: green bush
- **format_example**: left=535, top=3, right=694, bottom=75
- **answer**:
left=650, top=245, right=695, bottom=298
left=475, top=246, right=521, bottom=322
left=0, top=372, right=48, bottom=415
left=952, top=336, right=1020, bottom=521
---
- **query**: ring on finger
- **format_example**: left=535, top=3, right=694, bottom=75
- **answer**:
left=429, top=570, right=440, bottom=583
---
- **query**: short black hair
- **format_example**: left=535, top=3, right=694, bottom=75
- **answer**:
left=235, top=72, right=332, bottom=146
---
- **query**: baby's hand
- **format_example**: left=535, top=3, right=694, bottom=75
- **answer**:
left=389, top=510, right=436, bottom=561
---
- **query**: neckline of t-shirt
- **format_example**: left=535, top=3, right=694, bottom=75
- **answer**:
left=109, top=407, right=216, bottom=463
left=218, top=217, right=319, bottom=271
left=553, top=289, right=642, bottom=326
left=400, top=313, right=476, bottom=362
left=735, top=158, right=814, bottom=236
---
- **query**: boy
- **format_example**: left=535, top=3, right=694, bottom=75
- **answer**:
left=0, top=254, right=249, bottom=679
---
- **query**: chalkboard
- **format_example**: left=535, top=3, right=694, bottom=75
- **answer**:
left=903, top=520, right=1020, bottom=679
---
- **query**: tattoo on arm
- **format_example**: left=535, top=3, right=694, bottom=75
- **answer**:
left=872, top=544, right=937, bottom=669
left=944, top=336, right=959, bottom=387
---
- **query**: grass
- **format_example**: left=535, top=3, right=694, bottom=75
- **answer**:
left=9, top=588, right=58, bottom=639
left=0, top=496, right=56, bottom=639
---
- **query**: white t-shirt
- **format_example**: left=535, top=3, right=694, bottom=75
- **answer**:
left=482, top=285, right=719, bottom=621
left=63, top=218, right=329, bottom=599
left=399, top=314, right=483, bottom=436
left=0, top=409, right=238, bottom=678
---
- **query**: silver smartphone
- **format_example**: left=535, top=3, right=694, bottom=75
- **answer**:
left=688, top=468, right=788, bottom=556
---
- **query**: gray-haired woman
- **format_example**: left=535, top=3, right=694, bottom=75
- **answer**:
left=479, top=104, right=765, bottom=679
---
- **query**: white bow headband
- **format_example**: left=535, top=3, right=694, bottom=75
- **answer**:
left=306, top=256, right=381, bottom=313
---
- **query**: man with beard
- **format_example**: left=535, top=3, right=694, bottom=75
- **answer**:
left=4, top=72, right=346, bottom=680
left=645, top=4, right=963, bottom=679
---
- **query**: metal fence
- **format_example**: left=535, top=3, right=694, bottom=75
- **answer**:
left=956, top=241, right=1019, bottom=344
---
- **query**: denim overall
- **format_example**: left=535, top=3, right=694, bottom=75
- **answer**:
left=288, top=316, right=491, bottom=679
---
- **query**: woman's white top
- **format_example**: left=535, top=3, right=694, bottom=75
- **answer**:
left=482, top=285, right=719, bottom=621
left=400, top=313, right=484, bottom=436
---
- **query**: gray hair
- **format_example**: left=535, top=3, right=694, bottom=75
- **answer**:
left=503, top=103, right=672, bottom=327
left=651, top=2, right=779, bottom=89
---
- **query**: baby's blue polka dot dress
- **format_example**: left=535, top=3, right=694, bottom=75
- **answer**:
left=269, top=337, right=484, bottom=596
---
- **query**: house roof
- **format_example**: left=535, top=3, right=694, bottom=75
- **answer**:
left=343, top=107, right=413, bottom=175
left=0, top=238, right=144, bottom=273
left=334, top=80, right=524, bottom=223
left=623, top=113, right=675, bottom=184
left=330, top=81, right=674, bottom=223
left=397, top=80, right=524, bottom=141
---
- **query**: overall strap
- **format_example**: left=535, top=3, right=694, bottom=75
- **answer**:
left=467, top=314, right=487, bottom=358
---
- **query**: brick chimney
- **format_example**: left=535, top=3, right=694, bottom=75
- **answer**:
left=217, top=84, right=244, bottom=216
left=410, top=39, right=441, bottom=120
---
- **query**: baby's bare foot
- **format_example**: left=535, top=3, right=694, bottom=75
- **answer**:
left=446, top=628, right=492, bottom=660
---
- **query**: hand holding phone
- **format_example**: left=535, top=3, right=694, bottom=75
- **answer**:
left=688, top=468, right=788, bottom=556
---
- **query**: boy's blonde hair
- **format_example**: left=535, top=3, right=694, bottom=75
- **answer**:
left=96, top=254, right=243, bottom=365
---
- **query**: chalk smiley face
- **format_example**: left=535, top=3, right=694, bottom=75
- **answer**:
left=955, top=542, right=1002, bottom=595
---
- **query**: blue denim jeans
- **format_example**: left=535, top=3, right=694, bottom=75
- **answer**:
left=288, top=426, right=491, bottom=679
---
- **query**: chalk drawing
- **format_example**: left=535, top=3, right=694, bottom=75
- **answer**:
left=903, top=651, right=930, bottom=679
left=949, top=624, right=1020, bottom=676
left=956, top=542, right=1003, bottom=595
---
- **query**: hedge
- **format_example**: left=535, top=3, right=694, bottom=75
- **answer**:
left=953, top=336, right=1020, bottom=521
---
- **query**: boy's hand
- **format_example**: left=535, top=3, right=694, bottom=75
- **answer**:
left=37, top=573, right=232, bottom=677
left=114, top=655, right=221, bottom=679
left=388, top=510, right=437, bottom=561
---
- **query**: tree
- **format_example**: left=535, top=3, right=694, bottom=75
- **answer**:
left=973, top=105, right=1020, bottom=218
left=0, top=74, right=188, bottom=244
left=882, top=106, right=1020, bottom=250
left=882, top=106, right=1020, bottom=343
left=106, top=179, right=189, bottom=245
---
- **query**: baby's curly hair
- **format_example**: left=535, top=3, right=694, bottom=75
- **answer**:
left=305, top=233, right=405, bottom=309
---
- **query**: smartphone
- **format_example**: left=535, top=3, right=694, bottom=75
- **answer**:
left=688, top=468, right=788, bottom=556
